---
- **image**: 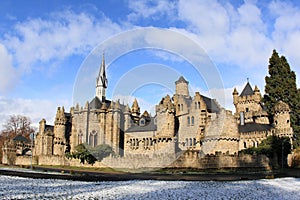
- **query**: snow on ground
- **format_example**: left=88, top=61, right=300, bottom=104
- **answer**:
left=0, top=175, right=299, bottom=199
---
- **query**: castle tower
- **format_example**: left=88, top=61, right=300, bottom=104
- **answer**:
left=96, top=53, right=108, bottom=102
left=53, top=107, right=67, bottom=156
left=273, top=101, right=293, bottom=135
left=233, top=81, right=264, bottom=124
left=112, top=101, right=121, bottom=155
left=39, top=118, right=46, bottom=135
left=99, top=103, right=107, bottom=145
left=175, top=76, right=189, bottom=97
left=131, top=98, right=140, bottom=122
left=156, top=95, right=175, bottom=138
left=124, top=104, right=132, bottom=131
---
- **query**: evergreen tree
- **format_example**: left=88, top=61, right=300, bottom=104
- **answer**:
left=264, top=49, right=300, bottom=147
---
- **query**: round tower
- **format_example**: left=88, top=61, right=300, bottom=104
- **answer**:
left=274, top=101, right=291, bottom=130
left=175, top=76, right=189, bottom=97
left=53, top=106, right=67, bottom=156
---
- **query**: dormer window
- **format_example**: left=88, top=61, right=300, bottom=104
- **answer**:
left=140, top=119, right=145, bottom=126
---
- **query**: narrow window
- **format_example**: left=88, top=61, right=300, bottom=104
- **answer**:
left=191, top=116, right=195, bottom=125
left=187, top=116, right=190, bottom=125
left=240, top=112, right=245, bottom=125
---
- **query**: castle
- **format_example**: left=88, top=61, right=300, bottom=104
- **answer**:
left=3, top=54, right=294, bottom=168
left=34, top=54, right=293, bottom=158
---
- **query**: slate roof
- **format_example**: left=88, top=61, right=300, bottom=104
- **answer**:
left=200, top=95, right=221, bottom=113
left=89, top=96, right=102, bottom=109
left=240, top=82, right=254, bottom=97
left=126, top=117, right=157, bottom=132
left=238, top=123, right=272, bottom=133
left=45, top=125, right=54, bottom=132
left=175, top=76, right=189, bottom=84
left=13, top=135, right=30, bottom=143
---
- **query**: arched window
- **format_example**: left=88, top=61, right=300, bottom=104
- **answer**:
left=89, top=131, right=97, bottom=147
left=178, top=104, right=181, bottom=111
left=189, top=138, right=193, bottom=146
left=195, top=102, right=197, bottom=109
left=191, top=116, right=194, bottom=125
left=193, top=138, right=197, bottom=146
left=187, top=116, right=190, bottom=125
left=181, top=104, right=183, bottom=111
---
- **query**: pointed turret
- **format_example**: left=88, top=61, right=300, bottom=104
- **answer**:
left=131, top=98, right=140, bottom=114
left=96, top=53, right=108, bottom=102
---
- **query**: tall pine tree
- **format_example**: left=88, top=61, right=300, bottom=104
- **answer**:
left=264, top=49, right=300, bottom=148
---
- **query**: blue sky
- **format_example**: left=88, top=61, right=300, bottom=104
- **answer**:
left=1, top=0, right=300, bottom=129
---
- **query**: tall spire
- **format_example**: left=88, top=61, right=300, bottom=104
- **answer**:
left=96, top=52, right=108, bottom=101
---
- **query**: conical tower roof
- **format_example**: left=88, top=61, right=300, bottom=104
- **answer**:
left=240, top=82, right=254, bottom=97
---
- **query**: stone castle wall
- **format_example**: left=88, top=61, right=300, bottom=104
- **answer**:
left=170, top=151, right=270, bottom=169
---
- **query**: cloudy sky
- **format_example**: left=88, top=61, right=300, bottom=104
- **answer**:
left=1, top=0, right=300, bottom=129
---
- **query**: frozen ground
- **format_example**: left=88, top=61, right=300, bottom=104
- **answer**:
left=0, top=175, right=299, bottom=199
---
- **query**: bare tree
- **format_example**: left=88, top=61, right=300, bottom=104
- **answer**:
left=1, top=115, right=35, bottom=139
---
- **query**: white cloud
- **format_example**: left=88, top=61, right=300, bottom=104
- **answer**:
left=127, top=0, right=177, bottom=21
left=0, top=96, right=71, bottom=131
left=0, top=43, right=18, bottom=93
left=177, top=0, right=273, bottom=70
left=269, top=1, right=300, bottom=75
left=2, top=10, right=124, bottom=73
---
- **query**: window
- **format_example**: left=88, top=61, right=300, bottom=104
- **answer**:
left=246, top=108, right=249, bottom=112
left=240, top=112, right=245, bottom=125
left=243, top=142, right=247, bottom=148
left=181, top=104, right=183, bottom=111
left=191, top=116, right=194, bottom=125
left=140, top=119, right=145, bottom=126
left=89, top=131, right=97, bottom=147
left=78, top=130, right=83, bottom=144
left=195, top=102, right=200, bottom=109
left=187, top=116, right=190, bottom=125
